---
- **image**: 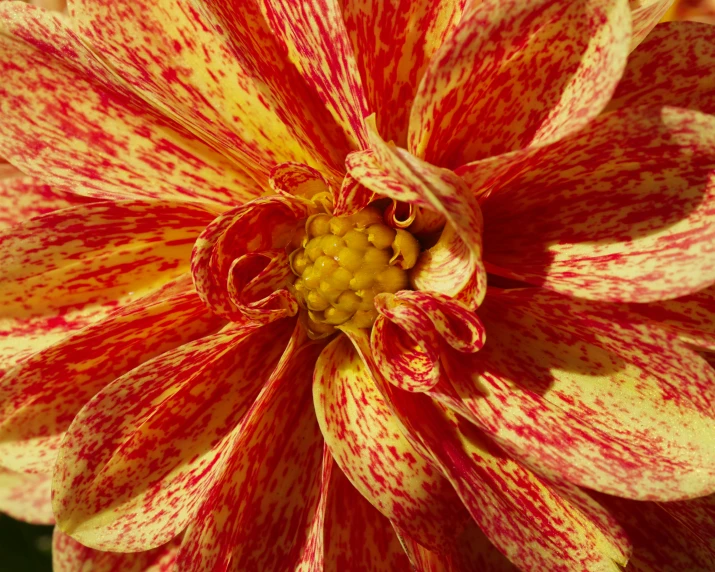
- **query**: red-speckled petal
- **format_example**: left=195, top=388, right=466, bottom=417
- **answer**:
left=0, top=468, right=53, bottom=524
left=592, top=493, right=715, bottom=571
left=441, top=288, right=715, bottom=500
left=408, top=0, right=631, bottom=167
left=376, top=384, right=630, bottom=572
left=0, top=200, right=215, bottom=317
left=630, top=0, right=675, bottom=49
left=0, top=3, right=259, bottom=207
left=347, top=118, right=486, bottom=306
left=624, top=285, right=715, bottom=351
left=314, top=331, right=471, bottom=552
left=0, top=276, right=222, bottom=474
left=191, top=195, right=310, bottom=320
left=177, top=327, right=324, bottom=571
left=259, top=0, right=368, bottom=149
left=67, top=0, right=341, bottom=183
left=609, top=22, right=715, bottom=114
left=480, top=106, right=715, bottom=303
left=342, top=0, right=464, bottom=147
left=53, top=529, right=180, bottom=572
left=53, top=320, right=291, bottom=551
left=323, top=463, right=411, bottom=570
left=333, top=169, right=375, bottom=217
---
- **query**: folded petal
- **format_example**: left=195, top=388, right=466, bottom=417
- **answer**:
left=609, top=21, right=715, bottom=114
left=0, top=468, right=53, bottom=524
left=408, top=0, right=631, bottom=167
left=0, top=3, right=258, bottom=207
left=0, top=277, right=221, bottom=474
left=629, top=0, right=675, bottom=49
left=259, top=0, right=368, bottom=149
left=53, top=320, right=291, bottom=551
left=341, top=0, right=464, bottom=147
left=480, top=106, right=715, bottom=302
left=442, top=288, right=715, bottom=500
left=314, top=330, right=471, bottom=552
left=53, top=529, right=179, bottom=572
left=67, top=0, right=343, bottom=182
left=177, top=326, right=324, bottom=571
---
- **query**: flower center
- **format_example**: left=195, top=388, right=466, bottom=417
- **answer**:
left=289, top=206, right=420, bottom=336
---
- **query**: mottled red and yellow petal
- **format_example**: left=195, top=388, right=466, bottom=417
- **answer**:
left=0, top=3, right=259, bottom=207
left=609, top=21, right=715, bottom=114
left=314, top=331, right=471, bottom=552
left=408, top=0, right=631, bottom=167
left=480, top=106, right=715, bottom=302
left=53, top=320, right=291, bottom=551
left=629, top=0, right=675, bottom=49
left=0, top=468, right=53, bottom=524
left=177, top=326, right=324, bottom=571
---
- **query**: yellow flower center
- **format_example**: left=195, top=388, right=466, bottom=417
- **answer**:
left=289, top=206, right=420, bottom=336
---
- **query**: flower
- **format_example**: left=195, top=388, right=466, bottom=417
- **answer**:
left=0, top=0, right=714, bottom=570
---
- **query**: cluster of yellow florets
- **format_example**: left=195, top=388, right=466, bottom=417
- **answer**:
left=289, top=206, right=420, bottom=335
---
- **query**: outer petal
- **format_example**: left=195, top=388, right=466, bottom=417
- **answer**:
left=0, top=276, right=221, bottom=474
left=259, top=0, right=368, bottom=149
left=629, top=0, right=675, bottom=49
left=177, top=326, right=324, bottom=571
left=314, top=331, right=471, bottom=552
left=341, top=0, right=464, bottom=147
left=608, top=21, right=715, bottom=114
left=66, top=0, right=342, bottom=182
left=0, top=468, right=53, bottom=524
left=53, top=529, right=179, bottom=572
left=479, top=106, right=715, bottom=302
left=442, top=288, right=715, bottom=500
left=53, top=320, right=291, bottom=551
left=0, top=3, right=258, bottom=207
left=408, top=0, right=631, bottom=167
left=347, top=117, right=486, bottom=307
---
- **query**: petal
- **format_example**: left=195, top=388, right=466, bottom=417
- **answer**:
left=374, top=384, right=630, bottom=572
left=53, top=529, right=179, bottom=572
left=346, top=117, right=487, bottom=307
left=0, top=200, right=215, bottom=317
left=442, top=288, right=715, bottom=500
left=0, top=277, right=221, bottom=474
left=313, top=330, right=471, bottom=552
left=629, top=0, right=675, bottom=49
left=609, top=21, right=715, bottom=114
left=341, top=0, right=464, bottom=147
left=408, top=0, right=631, bottom=167
left=53, top=320, right=291, bottom=551
left=333, top=168, right=375, bottom=217
left=0, top=468, right=53, bottom=524
left=0, top=3, right=258, bottom=207
left=479, top=106, right=715, bottom=302
left=176, top=326, right=324, bottom=571
left=66, top=0, right=343, bottom=181
left=258, top=0, right=369, bottom=149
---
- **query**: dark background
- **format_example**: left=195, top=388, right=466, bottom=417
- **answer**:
left=0, top=515, right=52, bottom=571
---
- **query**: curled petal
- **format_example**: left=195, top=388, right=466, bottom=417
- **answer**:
left=334, top=160, right=376, bottom=216
left=270, top=162, right=337, bottom=199
left=408, top=0, right=631, bottom=167
left=0, top=468, right=53, bottom=524
left=629, top=0, right=675, bottom=49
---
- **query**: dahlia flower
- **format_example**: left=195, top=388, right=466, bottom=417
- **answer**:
left=0, top=0, right=714, bottom=570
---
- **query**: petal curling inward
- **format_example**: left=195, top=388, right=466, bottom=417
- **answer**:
left=0, top=467, right=53, bottom=524
left=53, top=320, right=291, bottom=551
left=341, top=0, right=465, bottom=148
left=347, top=118, right=487, bottom=307
left=191, top=195, right=311, bottom=321
left=479, top=106, right=715, bottom=303
left=608, top=21, right=715, bottom=114
left=314, top=332, right=471, bottom=552
left=408, top=0, right=631, bottom=167
left=177, top=326, right=324, bottom=571
left=0, top=3, right=259, bottom=207
left=629, top=0, right=676, bottom=49
left=442, top=288, right=715, bottom=501
left=0, top=276, right=221, bottom=474
left=259, top=0, right=369, bottom=149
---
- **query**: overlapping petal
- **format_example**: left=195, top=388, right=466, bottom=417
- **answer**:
left=476, top=106, right=715, bottom=302
left=408, top=0, right=631, bottom=167
left=0, top=2, right=259, bottom=207
left=629, top=0, right=676, bottom=49
left=441, top=288, right=715, bottom=500
left=53, top=320, right=291, bottom=551
left=0, top=468, right=53, bottom=524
